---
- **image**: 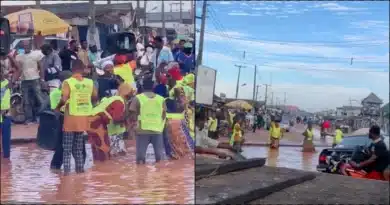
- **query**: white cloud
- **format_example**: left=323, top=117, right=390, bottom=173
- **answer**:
left=350, top=20, right=389, bottom=29
left=215, top=80, right=388, bottom=112
left=227, top=12, right=250, bottom=16
left=203, top=51, right=389, bottom=111
left=218, top=2, right=231, bottom=5
left=252, top=6, right=278, bottom=11
left=312, top=2, right=364, bottom=11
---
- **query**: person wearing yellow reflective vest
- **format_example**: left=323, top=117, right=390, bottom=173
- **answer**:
left=55, top=59, right=98, bottom=175
left=229, top=118, right=244, bottom=152
left=302, top=121, right=315, bottom=152
left=113, top=54, right=135, bottom=86
left=1, top=77, right=11, bottom=159
left=89, top=83, right=134, bottom=161
left=269, top=120, right=282, bottom=149
left=328, top=124, right=344, bottom=148
left=182, top=73, right=195, bottom=103
left=208, top=112, right=219, bottom=139
left=162, top=78, right=194, bottom=160
left=129, top=78, right=167, bottom=164
left=48, top=70, right=73, bottom=170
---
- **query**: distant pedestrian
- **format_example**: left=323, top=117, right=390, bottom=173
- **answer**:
left=302, top=122, right=315, bottom=152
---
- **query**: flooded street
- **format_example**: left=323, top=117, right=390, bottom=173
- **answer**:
left=242, top=146, right=324, bottom=172
left=1, top=143, right=194, bottom=204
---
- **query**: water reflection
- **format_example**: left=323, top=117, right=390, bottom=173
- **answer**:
left=1, top=143, right=194, bottom=204
left=241, top=146, right=322, bottom=172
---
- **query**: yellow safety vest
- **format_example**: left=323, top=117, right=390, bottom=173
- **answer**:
left=183, top=85, right=194, bottom=101
left=306, top=128, right=313, bottom=141
left=114, top=63, right=135, bottom=85
left=137, top=93, right=165, bottom=132
left=92, top=96, right=126, bottom=136
left=230, top=123, right=242, bottom=146
left=334, top=129, right=343, bottom=144
left=208, top=117, right=218, bottom=132
left=270, top=126, right=281, bottom=139
left=169, top=81, right=184, bottom=99
left=65, top=77, right=94, bottom=116
left=0, top=79, right=11, bottom=123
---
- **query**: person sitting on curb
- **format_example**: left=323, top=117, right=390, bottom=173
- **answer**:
left=195, top=114, right=241, bottom=160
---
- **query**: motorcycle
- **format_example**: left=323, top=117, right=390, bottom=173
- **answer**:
left=335, top=146, right=387, bottom=181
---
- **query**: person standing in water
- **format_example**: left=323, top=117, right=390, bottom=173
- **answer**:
left=269, top=120, right=282, bottom=149
left=302, top=122, right=315, bottom=152
left=327, top=124, right=344, bottom=148
left=55, top=59, right=98, bottom=175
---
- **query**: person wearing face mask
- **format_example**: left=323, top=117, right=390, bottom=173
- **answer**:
left=176, top=42, right=195, bottom=76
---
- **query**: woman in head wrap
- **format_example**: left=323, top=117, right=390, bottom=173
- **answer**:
left=88, top=83, right=135, bottom=161
left=96, top=60, right=121, bottom=99
left=162, top=70, right=194, bottom=160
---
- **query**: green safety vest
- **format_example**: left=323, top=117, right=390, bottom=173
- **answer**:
left=50, top=88, right=62, bottom=110
left=137, top=93, right=165, bottom=132
left=114, top=63, right=134, bottom=85
left=334, top=129, right=343, bottom=144
left=92, top=96, right=126, bottom=136
left=270, top=126, right=281, bottom=139
left=0, top=79, right=11, bottom=123
left=183, top=85, right=194, bottom=101
left=208, top=117, right=218, bottom=132
left=306, top=128, right=313, bottom=141
left=65, top=77, right=93, bottom=116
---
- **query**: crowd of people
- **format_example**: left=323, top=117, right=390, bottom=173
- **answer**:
left=0, top=33, right=196, bottom=175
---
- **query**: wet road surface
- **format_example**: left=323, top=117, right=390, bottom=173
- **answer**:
left=241, top=146, right=326, bottom=172
left=1, top=143, right=194, bottom=204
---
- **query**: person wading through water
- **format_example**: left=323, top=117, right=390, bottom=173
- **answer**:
left=302, top=121, right=315, bottom=152
left=55, top=59, right=98, bottom=175
left=129, top=77, right=166, bottom=164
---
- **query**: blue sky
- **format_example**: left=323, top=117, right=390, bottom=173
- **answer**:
left=196, top=1, right=389, bottom=112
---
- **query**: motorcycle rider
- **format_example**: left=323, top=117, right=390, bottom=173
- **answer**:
left=349, top=125, right=389, bottom=180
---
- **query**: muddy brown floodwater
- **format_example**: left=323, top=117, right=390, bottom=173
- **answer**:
left=1, top=143, right=194, bottom=204
left=242, top=146, right=324, bottom=172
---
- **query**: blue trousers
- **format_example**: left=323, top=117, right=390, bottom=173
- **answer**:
left=136, top=133, right=164, bottom=164
left=1, top=116, right=11, bottom=158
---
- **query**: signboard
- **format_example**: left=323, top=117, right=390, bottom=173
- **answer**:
left=196, top=65, right=216, bottom=105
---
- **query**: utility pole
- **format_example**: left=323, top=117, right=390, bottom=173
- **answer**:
left=162, top=0, right=166, bottom=37
left=255, top=85, right=260, bottom=101
left=264, top=84, right=270, bottom=110
left=252, top=65, right=257, bottom=102
left=36, top=0, right=41, bottom=8
left=234, top=64, right=245, bottom=99
left=136, top=0, right=140, bottom=28
left=179, top=0, right=183, bottom=23
left=271, top=92, right=274, bottom=107
left=284, top=92, right=287, bottom=107
left=143, top=0, right=147, bottom=44
left=196, top=0, right=207, bottom=66
left=88, top=0, right=96, bottom=46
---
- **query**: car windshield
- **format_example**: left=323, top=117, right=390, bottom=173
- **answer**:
left=336, top=135, right=372, bottom=148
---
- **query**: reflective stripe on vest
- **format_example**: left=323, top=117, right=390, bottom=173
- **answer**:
left=114, top=63, right=135, bottom=85
left=0, top=80, right=11, bottom=123
left=93, top=95, right=126, bottom=136
left=65, top=77, right=94, bottom=116
left=137, top=93, right=165, bottom=132
left=334, top=129, right=343, bottom=144
left=306, top=128, right=313, bottom=141
left=208, top=117, right=218, bottom=132
left=270, top=126, right=281, bottom=139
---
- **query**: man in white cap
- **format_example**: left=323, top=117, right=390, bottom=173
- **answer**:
left=96, top=60, right=121, bottom=99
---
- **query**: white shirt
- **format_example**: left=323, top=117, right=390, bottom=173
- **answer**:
left=16, top=50, right=44, bottom=80
left=195, top=126, right=219, bottom=148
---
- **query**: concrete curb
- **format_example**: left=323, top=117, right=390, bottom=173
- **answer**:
left=196, top=165, right=318, bottom=204
left=195, top=158, right=266, bottom=181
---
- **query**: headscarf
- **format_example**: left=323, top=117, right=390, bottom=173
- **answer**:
left=168, top=66, right=183, bottom=81
left=117, top=83, right=134, bottom=98
left=114, top=54, right=127, bottom=65
left=184, top=73, right=195, bottom=85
